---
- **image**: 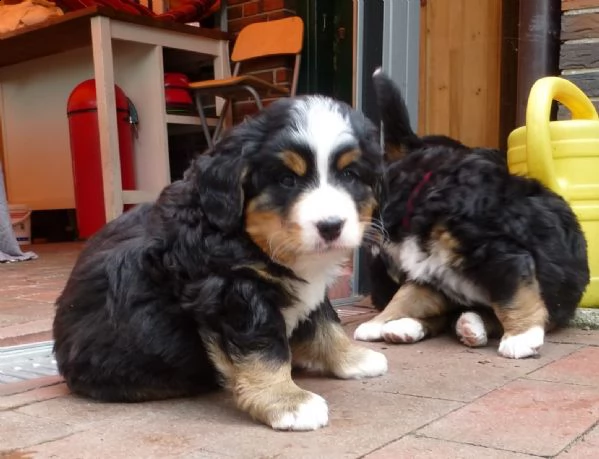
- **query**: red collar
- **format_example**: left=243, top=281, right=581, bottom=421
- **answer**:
left=402, top=171, right=433, bottom=230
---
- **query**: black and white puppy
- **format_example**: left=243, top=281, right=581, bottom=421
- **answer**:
left=53, top=96, right=387, bottom=431
left=354, top=70, right=589, bottom=359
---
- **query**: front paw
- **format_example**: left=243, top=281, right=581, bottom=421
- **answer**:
left=333, top=346, right=388, bottom=379
left=354, top=321, right=384, bottom=342
left=498, top=326, right=544, bottom=359
left=381, top=318, right=425, bottom=344
left=266, top=390, right=329, bottom=431
left=455, top=311, right=488, bottom=347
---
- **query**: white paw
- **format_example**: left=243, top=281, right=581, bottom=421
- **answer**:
left=354, top=321, right=384, bottom=342
left=334, top=348, right=388, bottom=379
left=381, top=318, right=425, bottom=344
left=455, top=311, right=488, bottom=347
left=269, top=392, right=329, bottom=431
left=498, top=326, right=544, bottom=359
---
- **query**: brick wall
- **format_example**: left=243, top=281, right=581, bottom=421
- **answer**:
left=226, top=0, right=298, bottom=121
left=559, top=0, right=599, bottom=118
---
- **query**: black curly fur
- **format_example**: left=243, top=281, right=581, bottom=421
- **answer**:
left=368, top=71, right=589, bottom=329
left=53, top=96, right=383, bottom=403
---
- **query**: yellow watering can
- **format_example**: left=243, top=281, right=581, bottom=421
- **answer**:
left=507, top=76, right=599, bottom=308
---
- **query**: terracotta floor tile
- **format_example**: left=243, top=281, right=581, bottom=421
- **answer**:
left=419, top=379, right=599, bottom=457
left=0, top=375, right=62, bottom=397
left=13, top=290, right=61, bottom=303
left=325, top=333, right=580, bottom=403
left=0, top=382, right=69, bottom=410
left=365, top=435, right=538, bottom=459
left=17, top=389, right=460, bottom=459
left=16, top=395, right=145, bottom=427
left=526, top=347, right=599, bottom=386
left=547, top=328, right=599, bottom=346
left=0, top=300, right=54, bottom=325
left=0, top=411, right=76, bottom=452
left=0, top=319, right=53, bottom=341
left=558, top=422, right=599, bottom=459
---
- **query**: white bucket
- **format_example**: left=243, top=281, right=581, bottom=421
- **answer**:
left=9, top=204, right=32, bottom=246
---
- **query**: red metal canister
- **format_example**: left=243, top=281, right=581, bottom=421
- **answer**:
left=67, top=79, right=136, bottom=239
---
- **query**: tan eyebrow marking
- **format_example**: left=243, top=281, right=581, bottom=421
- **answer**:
left=280, top=150, right=308, bottom=176
left=336, top=149, right=361, bottom=170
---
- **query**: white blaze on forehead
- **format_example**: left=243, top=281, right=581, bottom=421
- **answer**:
left=291, top=97, right=356, bottom=185
left=288, top=97, right=365, bottom=252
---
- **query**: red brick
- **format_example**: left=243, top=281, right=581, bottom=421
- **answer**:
left=562, top=0, right=599, bottom=11
left=243, top=1, right=260, bottom=16
left=243, top=55, right=290, bottom=72
left=248, top=70, right=274, bottom=83
left=229, top=16, right=265, bottom=33
left=263, top=0, right=285, bottom=12
left=267, top=9, right=294, bottom=20
left=227, top=5, right=242, bottom=20
left=227, top=0, right=247, bottom=5
left=233, top=100, right=261, bottom=122
left=419, top=379, right=599, bottom=457
left=275, top=67, right=289, bottom=83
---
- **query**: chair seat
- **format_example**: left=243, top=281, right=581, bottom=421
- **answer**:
left=188, top=75, right=290, bottom=99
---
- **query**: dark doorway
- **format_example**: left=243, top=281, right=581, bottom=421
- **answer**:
left=296, top=0, right=354, bottom=104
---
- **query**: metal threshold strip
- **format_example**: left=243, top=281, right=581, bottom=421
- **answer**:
left=0, top=341, right=58, bottom=384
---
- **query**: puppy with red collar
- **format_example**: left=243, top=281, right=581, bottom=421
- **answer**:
left=355, top=70, right=589, bottom=359
left=53, top=96, right=387, bottom=431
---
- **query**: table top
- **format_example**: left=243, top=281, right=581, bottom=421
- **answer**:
left=0, top=6, right=231, bottom=68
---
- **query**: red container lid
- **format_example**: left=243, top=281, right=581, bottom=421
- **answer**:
left=164, top=72, right=190, bottom=89
left=67, top=79, right=129, bottom=114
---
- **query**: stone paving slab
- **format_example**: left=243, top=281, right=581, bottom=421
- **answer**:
left=557, top=422, right=599, bottom=459
left=0, top=328, right=597, bottom=458
left=1, top=244, right=599, bottom=458
left=418, top=378, right=599, bottom=457
left=364, top=435, right=538, bottom=459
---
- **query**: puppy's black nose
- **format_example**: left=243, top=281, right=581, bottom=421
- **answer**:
left=316, top=218, right=345, bottom=242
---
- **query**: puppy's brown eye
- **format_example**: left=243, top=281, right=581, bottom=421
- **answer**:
left=279, top=174, right=297, bottom=188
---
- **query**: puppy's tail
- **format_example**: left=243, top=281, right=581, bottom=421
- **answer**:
left=372, top=68, right=424, bottom=162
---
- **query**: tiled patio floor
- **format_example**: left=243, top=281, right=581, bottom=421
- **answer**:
left=1, top=243, right=598, bottom=458
left=0, top=243, right=83, bottom=347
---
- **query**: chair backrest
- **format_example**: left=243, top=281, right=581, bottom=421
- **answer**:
left=231, top=16, right=304, bottom=63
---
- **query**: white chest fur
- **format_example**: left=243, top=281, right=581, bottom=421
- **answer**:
left=390, top=236, right=489, bottom=306
left=283, top=253, right=347, bottom=336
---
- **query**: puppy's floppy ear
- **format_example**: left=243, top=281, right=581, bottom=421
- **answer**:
left=190, top=136, right=247, bottom=233
left=372, top=68, right=424, bottom=163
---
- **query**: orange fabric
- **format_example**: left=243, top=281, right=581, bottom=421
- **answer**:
left=231, top=16, right=303, bottom=62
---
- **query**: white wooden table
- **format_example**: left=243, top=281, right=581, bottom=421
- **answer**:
left=0, top=6, right=230, bottom=222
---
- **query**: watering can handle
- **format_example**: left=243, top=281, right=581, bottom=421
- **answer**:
left=526, top=77, right=599, bottom=193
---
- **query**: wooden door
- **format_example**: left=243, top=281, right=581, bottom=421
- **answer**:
left=418, top=0, right=503, bottom=148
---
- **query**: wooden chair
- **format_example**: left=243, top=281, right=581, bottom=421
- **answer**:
left=189, top=16, right=304, bottom=148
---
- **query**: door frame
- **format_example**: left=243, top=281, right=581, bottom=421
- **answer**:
left=352, top=0, right=421, bottom=299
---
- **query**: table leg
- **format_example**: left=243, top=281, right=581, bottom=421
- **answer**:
left=213, top=39, right=232, bottom=131
left=91, top=16, right=124, bottom=223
